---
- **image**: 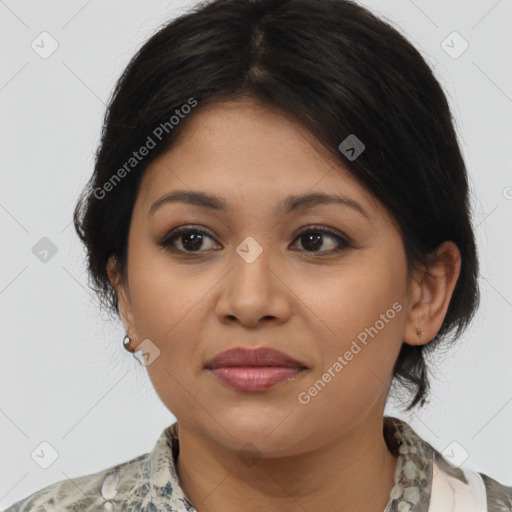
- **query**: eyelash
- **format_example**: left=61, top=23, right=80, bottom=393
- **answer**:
left=158, top=225, right=352, bottom=256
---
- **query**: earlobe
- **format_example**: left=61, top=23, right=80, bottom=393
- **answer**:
left=403, top=241, right=461, bottom=346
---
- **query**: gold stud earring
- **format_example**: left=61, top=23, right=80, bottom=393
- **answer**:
left=123, top=334, right=135, bottom=353
left=123, top=335, right=144, bottom=367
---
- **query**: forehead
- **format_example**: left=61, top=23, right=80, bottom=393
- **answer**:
left=136, top=99, right=386, bottom=222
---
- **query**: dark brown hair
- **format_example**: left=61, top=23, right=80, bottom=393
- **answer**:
left=73, top=0, right=480, bottom=411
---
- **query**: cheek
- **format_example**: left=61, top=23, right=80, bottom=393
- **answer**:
left=126, top=253, right=208, bottom=415
left=294, top=297, right=405, bottom=440
left=295, top=359, right=390, bottom=444
left=126, top=274, right=205, bottom=412
left=295, top=259, right=406, bottom=409
left=127, top=243, right=201, bottom=333
left=294, top=253, right=405, bottom=345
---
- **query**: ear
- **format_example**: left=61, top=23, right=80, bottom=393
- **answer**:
left=107, top=255, right=140, bottom=347
left=403, top=241, right=461, bottom=346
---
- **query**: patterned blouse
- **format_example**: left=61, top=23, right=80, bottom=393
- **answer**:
left=3, top=416, right=511, bottom=511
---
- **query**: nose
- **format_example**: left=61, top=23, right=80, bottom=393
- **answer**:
left=214, top=239, right=293, bottom=328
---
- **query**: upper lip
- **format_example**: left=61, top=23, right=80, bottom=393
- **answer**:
left=205, top=347, right=307, bottom=369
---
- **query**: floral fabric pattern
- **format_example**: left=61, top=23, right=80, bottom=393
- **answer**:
left=3, top=416, right=511, bottom=511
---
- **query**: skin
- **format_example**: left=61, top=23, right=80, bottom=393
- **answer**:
left=107, top=97, right=461, bottom=512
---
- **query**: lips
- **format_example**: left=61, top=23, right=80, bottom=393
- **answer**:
left=204, top=347, right=307, bottom=369
left=204, top=347, right=308, bottom=392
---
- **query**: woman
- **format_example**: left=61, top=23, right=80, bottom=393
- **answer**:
left=5, top=0, right=511, bottom=510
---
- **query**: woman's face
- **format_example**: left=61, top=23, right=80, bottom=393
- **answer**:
left=108, top=98, right=441, bottom=455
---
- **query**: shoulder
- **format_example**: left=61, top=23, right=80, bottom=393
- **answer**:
left=3, top=424, right=191, bottom=512
left=431, top=448, right=512, bottom=511
left=2, top=451, right=151, bottom=512
left=479, top=471, right=512, bottom=511
left=383, top=416, right=511, bottom=511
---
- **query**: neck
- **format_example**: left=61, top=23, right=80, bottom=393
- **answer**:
left=175, top=413, right=398, bottom=512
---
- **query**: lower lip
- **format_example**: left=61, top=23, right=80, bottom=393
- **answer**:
left=207, top=367, right=305, bottom=391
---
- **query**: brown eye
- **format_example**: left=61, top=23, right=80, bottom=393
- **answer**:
left=159, top=227, right=219, bottom=253
left=291, top=226, right=351, bottom=254
left=158, top=224, right=351, bottom=256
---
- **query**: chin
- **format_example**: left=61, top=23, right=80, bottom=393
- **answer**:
left=206, top=408, right=306, bottom=456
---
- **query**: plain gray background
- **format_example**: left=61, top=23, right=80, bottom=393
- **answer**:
left=1, top=0, right=511, bottom=508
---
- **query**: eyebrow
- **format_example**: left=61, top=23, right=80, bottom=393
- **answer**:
left=148, top=190, right=370, bottom=219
